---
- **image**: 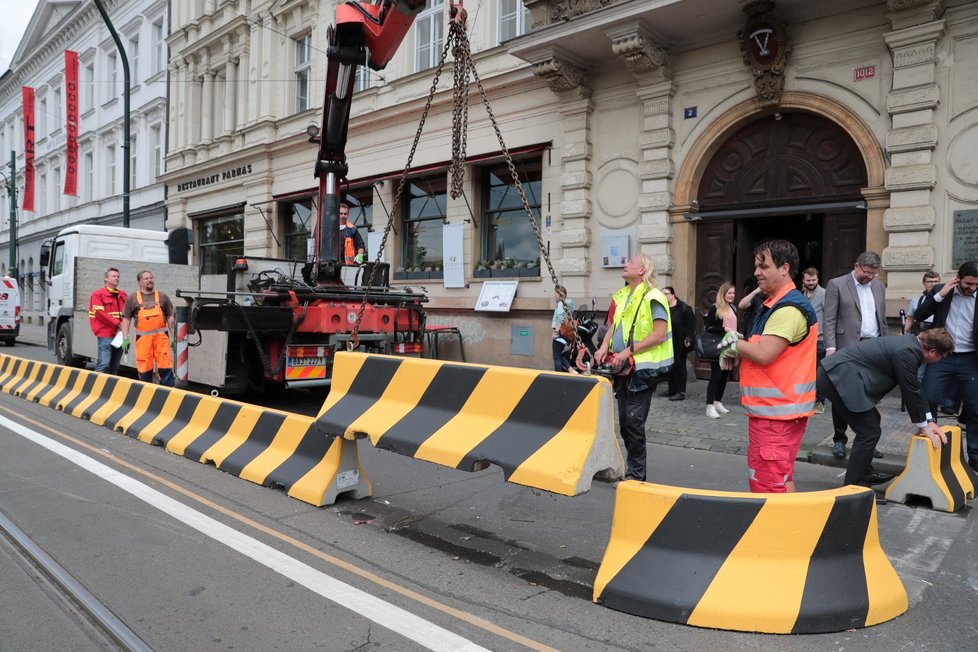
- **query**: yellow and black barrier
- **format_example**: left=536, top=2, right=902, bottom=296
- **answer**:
left=0, top=354, right=370, bottom=507
left=593, top=481, right=907, bottom=634
left=885, top=426, right=976, bottom=512
left=315, top=351, right=624, bottom=496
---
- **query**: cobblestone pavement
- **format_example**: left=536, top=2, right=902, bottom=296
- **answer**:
left=14, top=323, right=948, bottom=475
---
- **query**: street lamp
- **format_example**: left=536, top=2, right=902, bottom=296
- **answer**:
left=0, top=151, right=16, bottom=274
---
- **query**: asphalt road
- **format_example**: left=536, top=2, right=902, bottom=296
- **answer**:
left=0, top=342, right=975, bottom=650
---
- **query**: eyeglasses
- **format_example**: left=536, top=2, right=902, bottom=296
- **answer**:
left=857, top=265, right=880, bottom=278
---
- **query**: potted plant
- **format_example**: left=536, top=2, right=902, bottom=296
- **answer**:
left=393, top=266, right=407, bottom=280
left=474, top=261, right=492, bottom=278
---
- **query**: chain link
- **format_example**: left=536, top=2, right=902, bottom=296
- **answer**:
left=349, top=17, right=564, bottom=347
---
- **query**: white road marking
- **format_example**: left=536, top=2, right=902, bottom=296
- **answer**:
left=1, top=415, right=488, bottom=652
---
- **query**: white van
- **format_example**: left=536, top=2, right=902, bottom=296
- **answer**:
left=0, top=275, right=20, bottom=346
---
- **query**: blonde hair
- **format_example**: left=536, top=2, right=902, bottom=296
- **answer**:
left=637, top=254, right=656, bottom=288
left=715, top=282, right=735, bottom=320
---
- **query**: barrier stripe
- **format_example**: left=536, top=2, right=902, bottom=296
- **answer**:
left=196, top=407, right=266, bottom=467
left=792, top=495, right=871, bottom=633
left=123, top=389, right=178, bottom=440
left=24, top=366, right=57, bottom=402
left=0, top=356, right=18, bottom=383
left=82, top=376, right=123, bottom=420
left=10, top=360, right=40, bottom=396
left=938, top=433, right=965, bottom=509
left=594, top=482, right=907, bottom=633
left=65, top=374, right=110, bottom=419
left=952, top=429, right=978, bottom=497
left=263, top=422, right=340, bottom=491
left=152, top=395, right=205, bottom=447
left=90, top=381, right=140, bottom=427
left=61, top=373, right=101, bottom=414
left=165, top=399, right=226, bottom=456
left=102, top=384, right=151, bottom=431
left=316, top=352, right=623, bottom=495
left=42, top=368, right=81, bottom=408
left=219, top=412, right=289, bottom=476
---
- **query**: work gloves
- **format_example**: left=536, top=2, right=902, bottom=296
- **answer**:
left=718, top=331, right=743, bottom=371
left=121, top=338, right=130, bottom=354
left=354, top=253, right=365, bottom=265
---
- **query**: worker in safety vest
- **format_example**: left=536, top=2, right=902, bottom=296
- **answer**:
left=718, top=240, right=817, bottom=493
left=595, top=253, right=673, bottom=481
left=120, top=270, right=176, bottom=386
left=88, top=266, right=128, bottom=374
left=339, top=203, right=365, bottom=265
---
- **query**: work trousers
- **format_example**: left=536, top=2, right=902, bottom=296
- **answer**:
left=817, top=367, right=880, bottom=486
left=924, top=353, right=978, bottom=462
left=616, top=382, right=654, bottom=481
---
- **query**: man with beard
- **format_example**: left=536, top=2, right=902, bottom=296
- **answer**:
left=801, top=267, right=827, bottom=412
left=120, top=270, right=177, bottom=386
left=912, top=260, right=978, bottom=472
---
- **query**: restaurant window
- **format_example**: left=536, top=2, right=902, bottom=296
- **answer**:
left=399, top=174, right=446, bottom=278
left=283, top=198, right=313, bottom=261
left=198, top=212, right=244, bottom=274
left=344, top=186, right=373, bottom=238
left=479, top=158, right=542, bottom=276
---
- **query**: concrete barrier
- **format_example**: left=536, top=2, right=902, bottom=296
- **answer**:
left=885, top=426, right=976, bottom=512
left=0, top=354, right=369, bottom=507
left=593, top=481, right=907, bottom=634
left=315, top=351, right=624, bottom=496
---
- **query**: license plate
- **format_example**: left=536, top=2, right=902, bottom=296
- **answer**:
left=289, top=356, right=325, bottom=367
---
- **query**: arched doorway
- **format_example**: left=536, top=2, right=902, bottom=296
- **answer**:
left=693, top=111, right=868, bottom=318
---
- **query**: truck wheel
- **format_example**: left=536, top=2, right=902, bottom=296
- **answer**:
left=56, top=323, right=84, bottom=367
left=3, top=339, right=13, bottom=347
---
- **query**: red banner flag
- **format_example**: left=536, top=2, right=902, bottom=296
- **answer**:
left=21, top=86, right=35, bottom=212
left=64, top=50, right=79, bottom=196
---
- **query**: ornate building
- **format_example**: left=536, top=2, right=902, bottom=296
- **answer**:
left=0, top=0, right=169, bottom=324
left=165, top=0, right=978, bottom=366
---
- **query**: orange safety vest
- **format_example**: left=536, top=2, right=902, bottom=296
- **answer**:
left=341, top=222, right=358, bottom=264
left=739, top=282, right=818, bottom=420
left=134, top=291, right=172, bottom=374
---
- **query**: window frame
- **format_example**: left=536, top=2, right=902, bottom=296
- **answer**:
left=478, top=156, right=543, bottom=277
left=414, top=0, right=445, bottom=73
left=152, top=19, right=165, bottom=75
left=198, top=212, right=245, bottom=275
left=281, top=197, right=314, bottom=262
left=85, top=62, right=95, bottom=112
left=399, top=173, right=447, bottom=277
left=106, top=52, right=118, bottom=103
left=294, top=33, right=312, bottom=113
left=496, top=0, right=529, bottom=44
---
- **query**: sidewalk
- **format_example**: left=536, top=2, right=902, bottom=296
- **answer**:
left=11, top=322, right=926, bottom=475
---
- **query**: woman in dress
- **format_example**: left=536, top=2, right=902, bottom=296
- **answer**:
left=705, top=282, right=737, bottom=419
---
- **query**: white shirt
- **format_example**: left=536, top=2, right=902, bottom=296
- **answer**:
left=933, top=287, right=976, bottom=352
left=852, top=272, right=880, bottom=338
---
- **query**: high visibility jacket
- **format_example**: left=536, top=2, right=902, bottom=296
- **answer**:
left=340, top=222, right=362, bottom=264
left=740, top=283, right=818, bottom=419
left=610, top=283, right=674, bottom=374
left=88, top=286, right=127, bottom=337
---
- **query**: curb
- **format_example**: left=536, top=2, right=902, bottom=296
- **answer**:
left=807, top=447, right=905, bottom=477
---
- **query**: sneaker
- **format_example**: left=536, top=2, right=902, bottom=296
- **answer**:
left=713, top=402, right=729, bottom=414
left=832, top=441, right=846, bottom=459
left=814, top=402, right=825, bottom=414
left=706, top=405, right=720, bottom=419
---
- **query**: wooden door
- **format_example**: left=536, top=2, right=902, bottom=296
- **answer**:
left=693, top=220, right=734, bottom=377
left=822, top=211, right=866, bottom=280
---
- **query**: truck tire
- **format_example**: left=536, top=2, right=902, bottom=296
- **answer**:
left=56, top=323, right=84, bottom=367
left=3, top=339, right=13, bottom=347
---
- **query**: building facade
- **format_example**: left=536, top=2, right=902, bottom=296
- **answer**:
left=165, top=0, right=978, bottom=367
left=0, top=0, right=169, bottom=324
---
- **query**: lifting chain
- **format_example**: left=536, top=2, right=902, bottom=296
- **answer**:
left=348, top=3, right=564, bottom=349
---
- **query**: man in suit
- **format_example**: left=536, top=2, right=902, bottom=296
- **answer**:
left=660, top=286, right=695, bottom=400
left=823, top=251, right=888, bottom=459
left=817, top=330, right=952, bottom=487
left=912, top=261, right=978, bottom=472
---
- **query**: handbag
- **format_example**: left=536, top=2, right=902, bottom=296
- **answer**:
left=694, top=332, right=724, bottom=360
left=558, top=313, right=577, bottom=343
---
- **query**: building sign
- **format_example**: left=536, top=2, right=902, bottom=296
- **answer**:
left=953, top=210, right=978, bottom=268
left=175, top=164, right=253, bottom=192
left=854, top=65, right=876, bottom=82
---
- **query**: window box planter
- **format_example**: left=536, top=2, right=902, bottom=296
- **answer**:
left=474, top=268, right=492, bottom=278
left=518, top=267, right=541, bottom=277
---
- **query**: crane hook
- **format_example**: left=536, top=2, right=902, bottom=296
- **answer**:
left=449, top=0, right=467, bottom=26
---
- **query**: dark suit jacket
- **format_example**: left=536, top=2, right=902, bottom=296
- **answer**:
left=818, top=334, right=928, bottom=422
left=669, top=300, right=695, bottom=352
left=912, top=283, right=978, bottom=355
left=823, top=272, right=887, bottom=350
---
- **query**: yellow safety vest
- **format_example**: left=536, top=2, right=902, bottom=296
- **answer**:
left=611, top=283, right=674, bottom=374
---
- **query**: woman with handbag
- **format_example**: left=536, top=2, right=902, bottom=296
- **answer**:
left=550, top=285, right=576, bottom=372
left=705, top=282, right=738, bottom=419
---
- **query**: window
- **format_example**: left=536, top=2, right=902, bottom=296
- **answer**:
left=199, top=213, right=244, bottom=274
left=53, top=167, right=61, bottom=212
left=130, top=134, right=138, bottom=188
left=414, top=0, right=444, bottom=72
left=129, top=35, right=139, bottom=81
left=84, top=151, right=94, bottom=201
left=282, top=199, right=313, bottom=261
left=345, top=187, right=373, bottom=233
left=106, top=52, right=117, bottom=102
left=150, top=123, right=162, bottom=179
left=497, top=0, right=529, bottom=43
left=51, top=241, right=65, bottom=276
left=53, top=87, right=62, bottom=132
left=353, top=66, right=371, bottom=93
left=85, top=63, right=95, bottom=111
left=152, top=20, right=165, bottom=75
left=38, top=97, right=47, bottom=138
left=401, top=174, right=446, bottom=272
left=480, top=158, right=542, bottom=274
left=294, top=33, right=312, bottom=113
left=37, top=172, right=46, bottom=214
left=106, top=144, right=116, bottom=194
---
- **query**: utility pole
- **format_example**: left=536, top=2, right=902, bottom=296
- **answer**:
left=2, top=151, right=15, bottom=273
left=93, top=0, right=130, bottom=228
